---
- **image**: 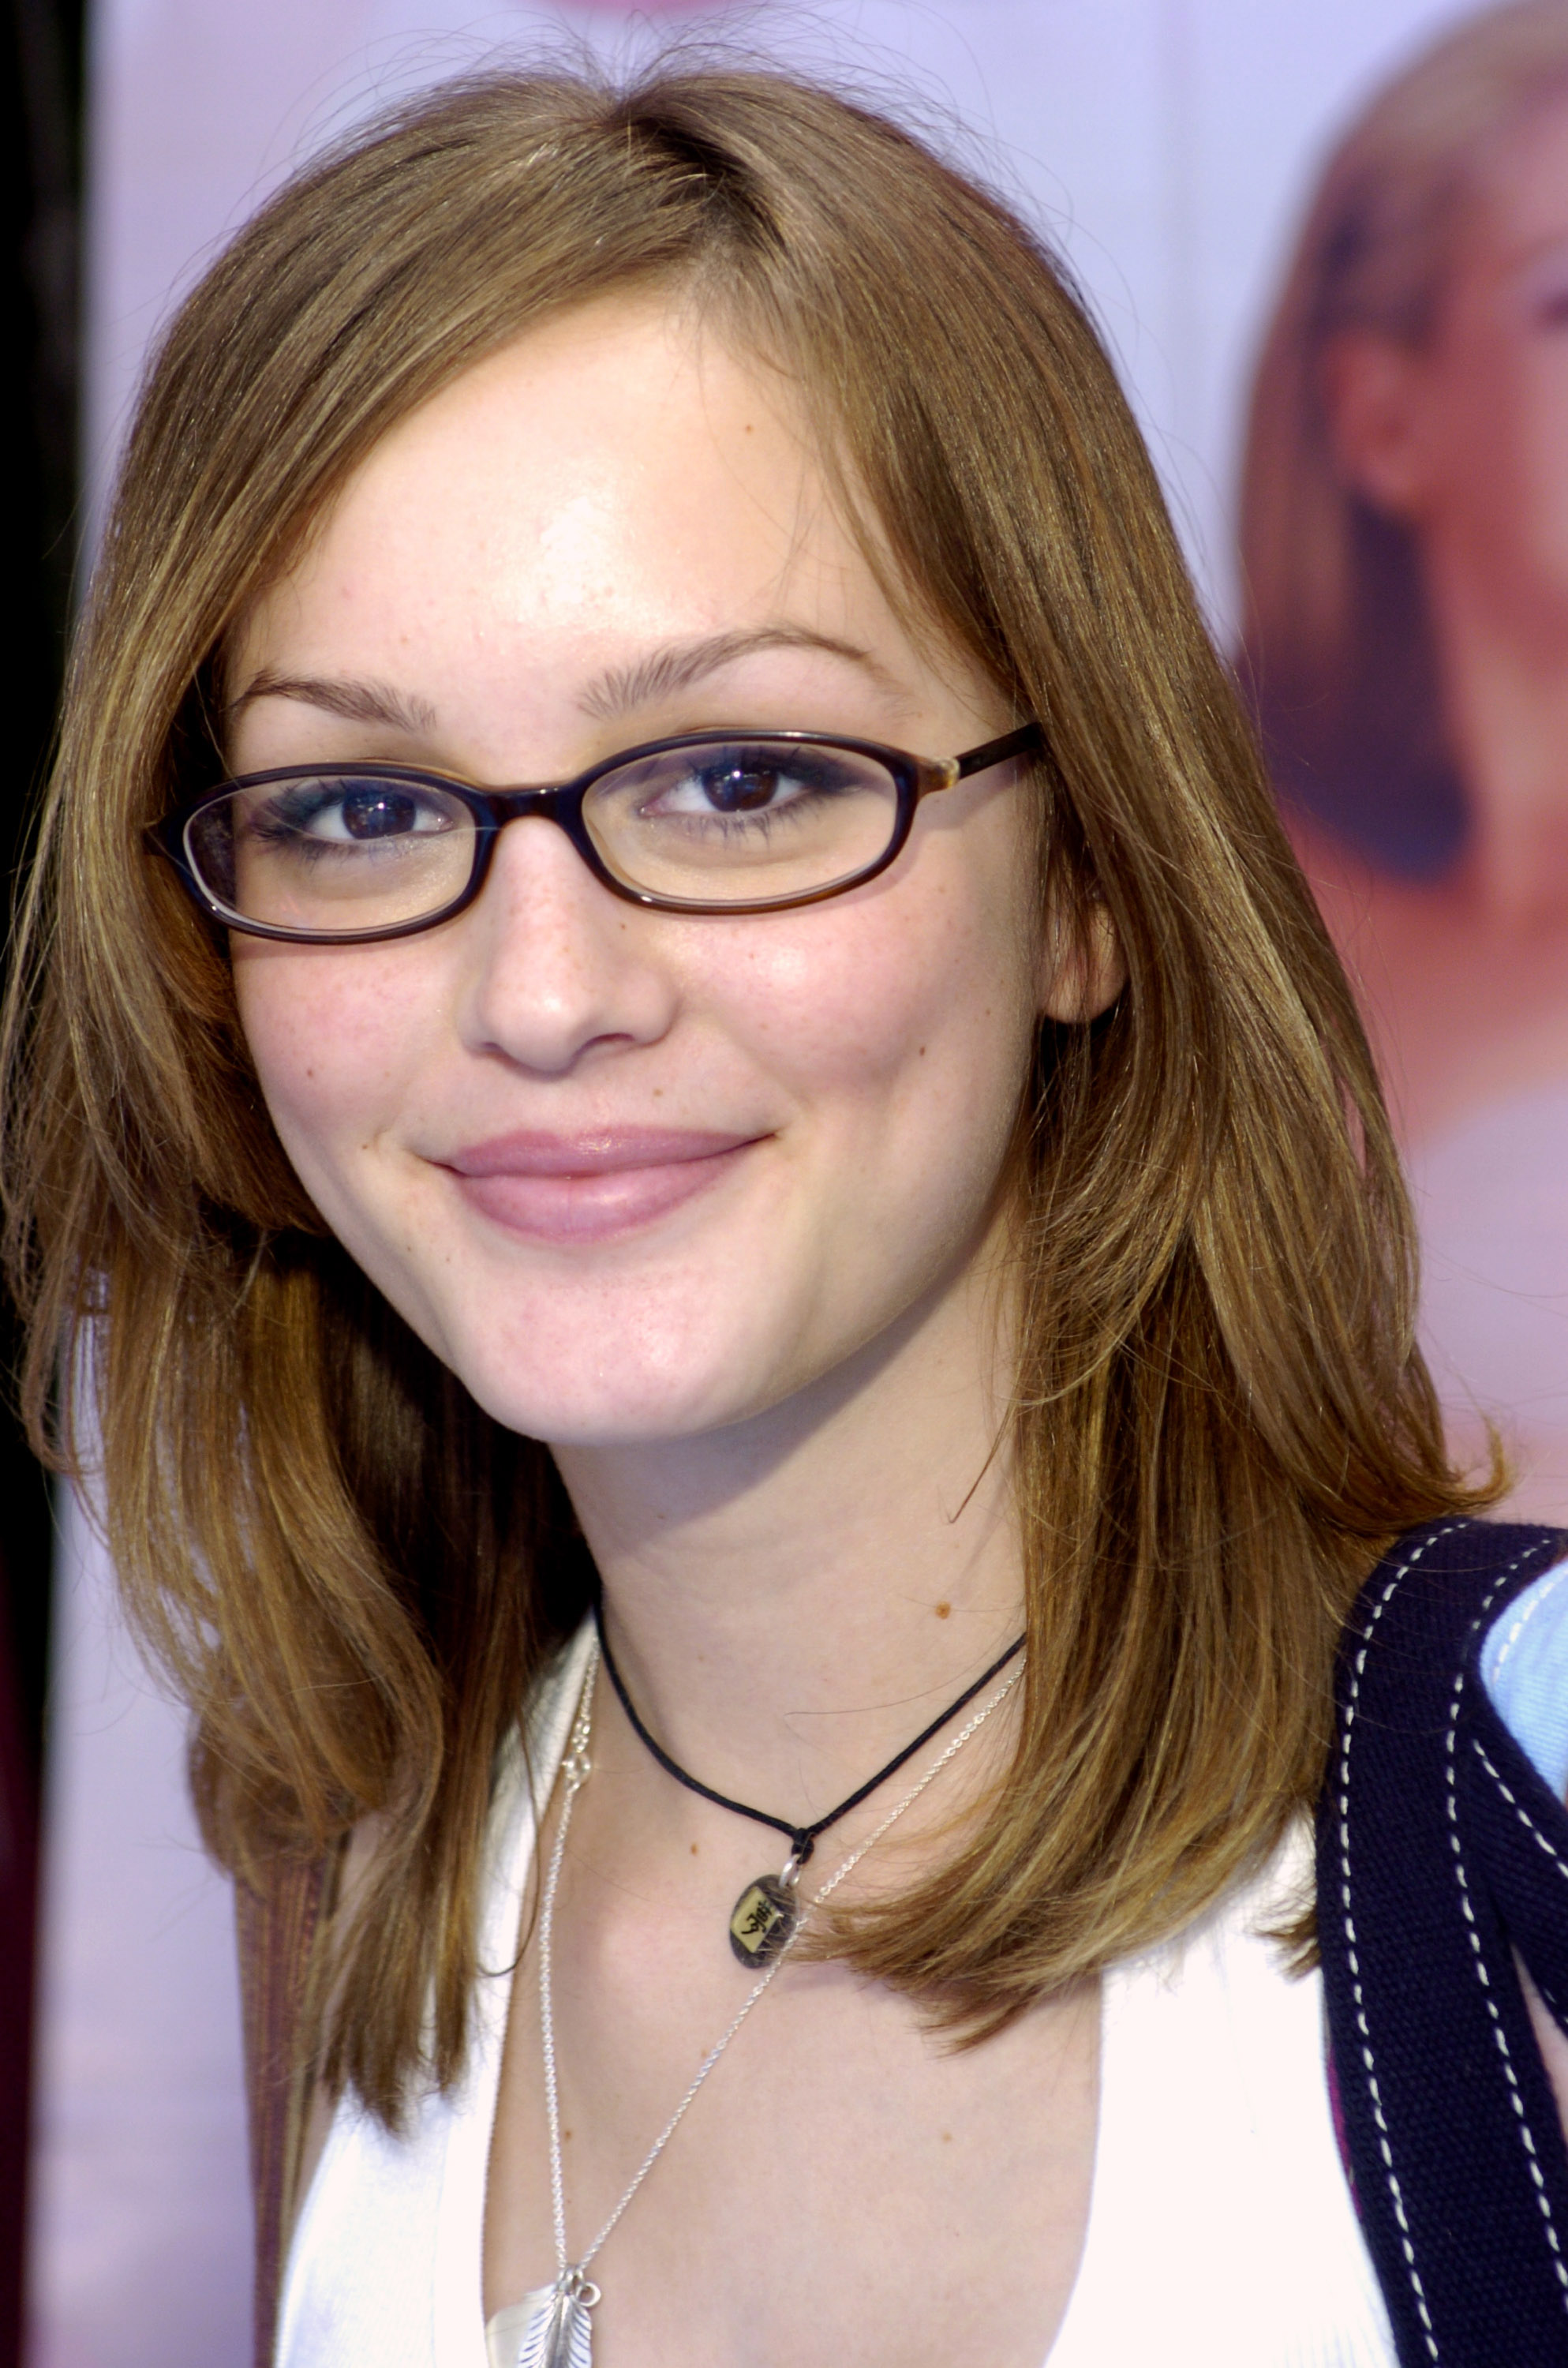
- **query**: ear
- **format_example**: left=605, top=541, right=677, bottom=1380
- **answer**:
left=1037, top=890, right=1125, bottom=1025
left=1319, top=331, right=1434, bottom=519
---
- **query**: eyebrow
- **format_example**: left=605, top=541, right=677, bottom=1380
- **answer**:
left=226, top=671, right=440, bottom=734
left=226, top=626, right=911, bottom=742
left=575, top=626, right=911, bottom=720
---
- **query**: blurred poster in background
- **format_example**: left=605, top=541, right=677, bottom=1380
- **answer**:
left=1241, top=0, right=1568, bottom=1516
left=34, top=2, right=1568, bottom=2362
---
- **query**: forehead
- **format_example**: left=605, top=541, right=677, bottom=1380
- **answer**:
left=232, top=292, right=926, bottom=700
left=1464, top=85, right=1568, bottom=261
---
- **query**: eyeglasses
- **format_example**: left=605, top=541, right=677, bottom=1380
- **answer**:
left=147, top=722, right=1044, bottom=945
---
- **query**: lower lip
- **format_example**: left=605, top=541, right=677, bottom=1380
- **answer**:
left=448, top=1143, right=754, bottom=1243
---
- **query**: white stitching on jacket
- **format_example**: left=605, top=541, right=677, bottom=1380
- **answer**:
left=1337, top=1523, right=1468, bottom=2362
left=1446, top=1553, right=1568, bottom=2306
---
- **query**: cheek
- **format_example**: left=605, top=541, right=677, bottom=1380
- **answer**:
left=1429, top=320, right=1568, bottom=579
left=709, top=863, right=1037, bottom=1211
left=232, top=947, right=428, bottom=1180
left=1516, top=347, right=1568, bottom=561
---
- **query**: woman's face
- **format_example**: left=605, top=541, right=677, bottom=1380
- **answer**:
left=228, top=295, right=1095, bottom=1448
left=1328, top=90, right=1568, bottom=646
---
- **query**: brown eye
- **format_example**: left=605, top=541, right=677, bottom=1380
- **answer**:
left=692, top=759, right=785, bottom=813
left=336, top=787, right=428, bottom=838
left=286, top=781, right=453, bottom=841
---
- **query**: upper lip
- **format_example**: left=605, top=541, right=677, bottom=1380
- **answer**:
left=442, top=1128, right=762, bottom=1177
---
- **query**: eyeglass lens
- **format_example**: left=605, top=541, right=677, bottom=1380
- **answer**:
left=186, top=740, right=904, bottom=933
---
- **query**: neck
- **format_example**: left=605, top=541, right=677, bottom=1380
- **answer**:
left=550, top=1247, right=1025, bottom=1827
left=1424, top=541, right=1568, bottom=924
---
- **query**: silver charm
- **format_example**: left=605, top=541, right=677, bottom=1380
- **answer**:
left=515, top=2269, right=598, bottom=2368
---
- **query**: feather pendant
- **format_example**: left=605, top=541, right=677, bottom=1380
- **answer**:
left=506, top=2272, right=597, bottom=2368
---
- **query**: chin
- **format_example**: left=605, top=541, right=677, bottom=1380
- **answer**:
left=458, top=1361, right=770, bottom=1450
left=426, top=1293, right=799, bottom=1449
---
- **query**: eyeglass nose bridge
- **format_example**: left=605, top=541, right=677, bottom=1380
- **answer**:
left=472, top=782, right=584, bottom=823
left=461, top=778, right=625, bottom=903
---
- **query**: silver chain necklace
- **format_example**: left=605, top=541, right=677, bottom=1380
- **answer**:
left=500, top=1633, right=1026, bottom=2368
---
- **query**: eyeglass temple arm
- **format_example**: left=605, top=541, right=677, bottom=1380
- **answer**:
left=953, top=722, right=1046, bottom=779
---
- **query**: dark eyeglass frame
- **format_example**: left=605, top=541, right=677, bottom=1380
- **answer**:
left=146, top=721, right=1046, bottom=946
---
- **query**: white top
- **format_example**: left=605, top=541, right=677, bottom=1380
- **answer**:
left=278, top=1619, right=1401, bottom=2368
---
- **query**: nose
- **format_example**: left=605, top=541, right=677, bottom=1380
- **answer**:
left=457, top=814, right=679, bottom=1076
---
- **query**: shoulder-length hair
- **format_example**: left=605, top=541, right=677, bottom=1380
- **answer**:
left=1239, top=0, right=1568, bottom=879
left=3, top=61, right=1480, bottom=2124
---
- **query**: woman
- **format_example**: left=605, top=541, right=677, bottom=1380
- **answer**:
left=5, top=60, right=1565, bottom=2368
left=1241, top=0, right=1568, bottom=1513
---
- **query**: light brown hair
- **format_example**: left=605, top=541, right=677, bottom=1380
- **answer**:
left=1240, top=0, right=1568, bottom=874
left=2, top=62, right=1481, bottom=2124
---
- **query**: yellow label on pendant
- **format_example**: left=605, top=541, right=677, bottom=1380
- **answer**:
left=728, top=1875, right=797, bottom=1965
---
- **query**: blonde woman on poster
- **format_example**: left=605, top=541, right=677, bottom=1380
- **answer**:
left=1242, top=0, right=1568, bottom=1512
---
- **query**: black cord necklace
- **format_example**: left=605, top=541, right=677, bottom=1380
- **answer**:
left=592, top=1603, right=1025, bottom=1966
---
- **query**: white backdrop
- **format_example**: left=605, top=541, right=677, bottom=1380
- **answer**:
left=30, top=5, right=1500, bottom=2363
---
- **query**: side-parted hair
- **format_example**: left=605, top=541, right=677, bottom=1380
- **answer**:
left=1240, top=0, right=1568, bottom=877
left=2, top=62, right=1483, bottom=2123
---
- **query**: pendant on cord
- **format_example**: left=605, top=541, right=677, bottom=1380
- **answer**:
left=511, top=2268, right=598, bottom=2368
left=728, top=1849, right=806, bottom=1967
left=594, top=1606, right=1025, bottom=1967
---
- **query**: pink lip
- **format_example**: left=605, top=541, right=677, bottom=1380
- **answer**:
left=440, top=1128, right=762, bottom=1243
